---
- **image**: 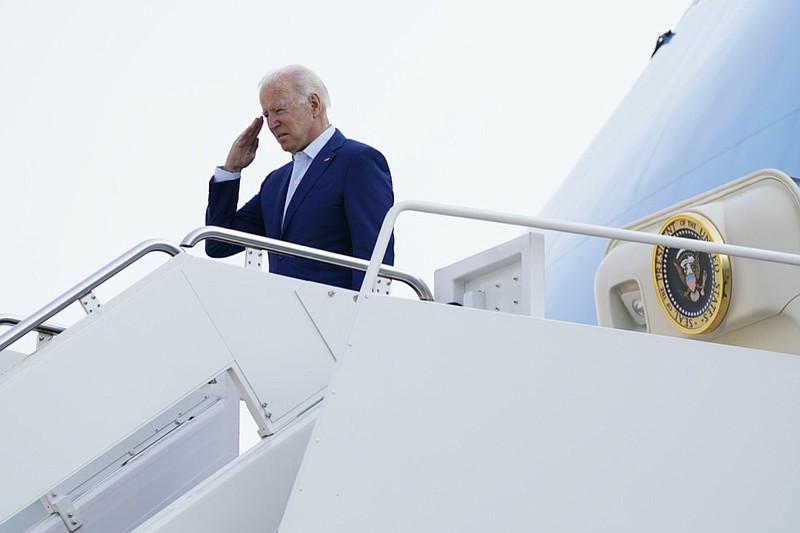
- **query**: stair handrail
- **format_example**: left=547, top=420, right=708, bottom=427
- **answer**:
left=0, top=314, right=65, bottom=336
left=0, top=239, right=183, bottom=352
left=358, top=200, right=800, bottom=303
left=180, top=226, right=433, bottom=301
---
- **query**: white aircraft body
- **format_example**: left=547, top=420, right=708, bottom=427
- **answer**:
left=2, top=0, right=800, bottom=531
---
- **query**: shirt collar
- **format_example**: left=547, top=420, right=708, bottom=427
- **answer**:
left=294, top=125, right=336, bottom=162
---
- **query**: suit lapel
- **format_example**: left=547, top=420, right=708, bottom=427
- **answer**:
left=281, top=130, right=345, bottom=234
left=269, top=165, right=292, bottom=238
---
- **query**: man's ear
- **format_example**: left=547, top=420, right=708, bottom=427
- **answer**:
left=309, top=93, right=321, bottom=117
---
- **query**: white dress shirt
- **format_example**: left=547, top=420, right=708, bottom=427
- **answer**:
left=213, top=125, right=337, bottom=224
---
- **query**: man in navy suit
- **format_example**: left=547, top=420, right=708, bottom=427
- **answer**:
left=205, top=65, right=394, bottom=291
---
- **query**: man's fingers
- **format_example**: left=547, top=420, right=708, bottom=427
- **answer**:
left=223, top=117, right=264, bottom=172
left=239, top=116, right=264, bottom=142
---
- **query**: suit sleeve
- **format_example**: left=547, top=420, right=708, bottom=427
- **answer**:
left=205, top=177, right=265, bottom=257
left=343, top=147, right=395, bottom=290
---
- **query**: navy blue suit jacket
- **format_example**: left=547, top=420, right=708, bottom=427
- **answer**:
left=206, top=129, right=394, bottom=290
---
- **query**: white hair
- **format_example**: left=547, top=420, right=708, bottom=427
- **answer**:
left=258, top=64, right=331, bottom=111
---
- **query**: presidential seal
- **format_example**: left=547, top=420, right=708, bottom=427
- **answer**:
left=652, top=213, right=731, bottom=334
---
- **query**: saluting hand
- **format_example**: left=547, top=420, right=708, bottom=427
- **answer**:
left=223, top=116, right=264, bottom=173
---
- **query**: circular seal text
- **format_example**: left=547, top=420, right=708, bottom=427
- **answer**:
left=652, top=213, right=731, bottom=334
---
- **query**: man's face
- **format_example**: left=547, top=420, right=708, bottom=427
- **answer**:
left=259, top=80, right=316, bottom=154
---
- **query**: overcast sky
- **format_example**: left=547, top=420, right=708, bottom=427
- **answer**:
left=1, top=1, right=690, bottom=326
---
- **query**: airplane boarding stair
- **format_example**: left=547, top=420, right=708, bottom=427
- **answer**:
left=0, top=229, right=428, bottom=532
left=2, top=169, right=800, bottom=532
left=0, top=253, right=342, bottom=531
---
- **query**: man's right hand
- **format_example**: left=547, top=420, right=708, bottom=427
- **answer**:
left=223, top=116, right=264, bottom=173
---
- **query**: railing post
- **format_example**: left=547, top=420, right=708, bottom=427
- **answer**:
left=0, top=240, right=183, bottom=353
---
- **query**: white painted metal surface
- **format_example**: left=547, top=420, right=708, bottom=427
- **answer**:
left=0, top=348, right=25, bottom=375
left=135, top=405, right=319, bottom=533
left=27, top=381, right=239, bottom=533
left=0, top=253, right=355, bottom=529
left=0, top=255, right=236, bottom=524
left=435, top=232, right=545, bottom=316
left=179, top=259, right=353, bottom=429
left=4, top=189, right=800, bottom=530
left=279, top=294, right=800, bottom=532
left=4, top=171, right=800, bottom=531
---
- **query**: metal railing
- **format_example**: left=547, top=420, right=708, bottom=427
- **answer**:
left=0, top=239, right=183, bottom=352
left=0, top=225, right=435, bottom=354
left=0, top=314, right=65, bottom=336
left=8, top=203, right=800, bottom=354
left=358, top=200, right=800, bottom=301
left=181, top=226, right=434, bottom=301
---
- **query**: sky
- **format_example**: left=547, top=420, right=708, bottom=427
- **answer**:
left=0, top=0, right=691, bottom=329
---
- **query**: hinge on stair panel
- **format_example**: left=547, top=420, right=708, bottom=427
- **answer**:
left=41, top=490, right=82, bottom=531
left=36, top=331, right=55, bottom=350
left=372, top=276, right=392, bottom=295
left=244, top=247, right=263, bottom=270
left=79, top=291, right=102, bottom=315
